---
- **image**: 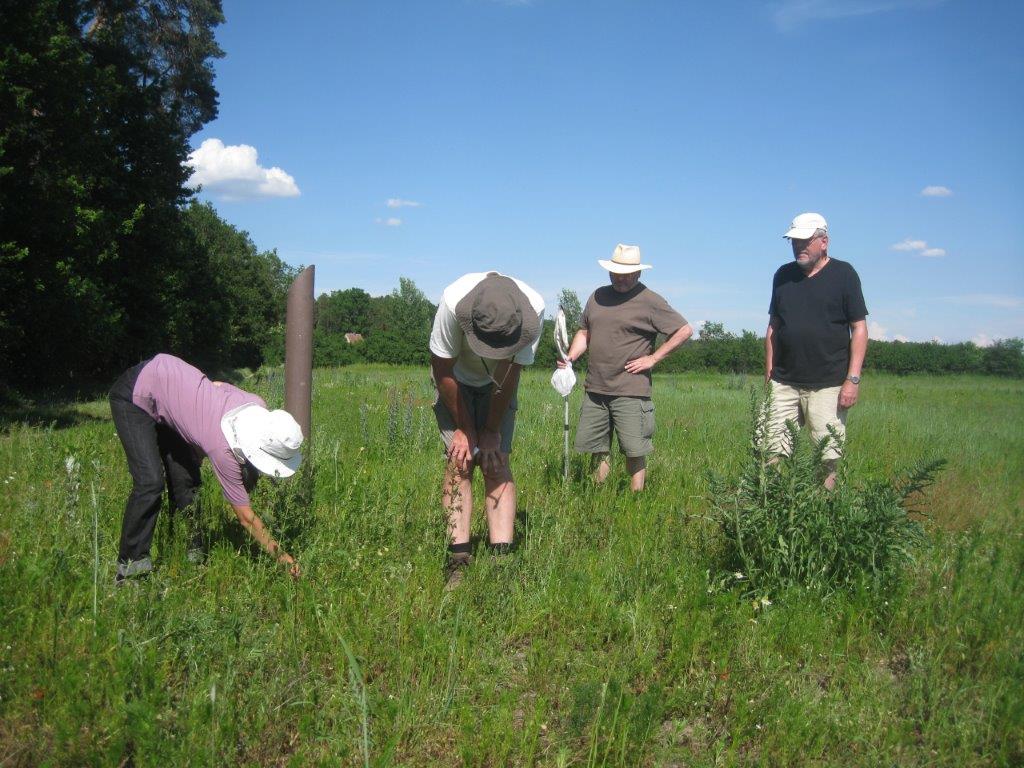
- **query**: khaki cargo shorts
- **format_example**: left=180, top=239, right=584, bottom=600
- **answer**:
left=768, top=380, right=846, bottom=461
left=574, top=393, right=655, bottom=458
left=433, top=381, right=518, bottom=455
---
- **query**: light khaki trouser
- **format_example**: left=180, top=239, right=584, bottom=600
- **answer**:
left=768, top=380, right=846, bottom=461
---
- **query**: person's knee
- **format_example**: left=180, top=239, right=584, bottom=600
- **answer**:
left=482, top=462, right=513, bottom=485
left=129, top=472, right=165, bottom=502
left=445, top=459, right=474, bottom=482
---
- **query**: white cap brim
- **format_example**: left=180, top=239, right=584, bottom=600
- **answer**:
left=783, top=226, right=821, bottom=239
left=222, top=404, right=303, bottom=479
left=598, top=259, right=652, bottom=273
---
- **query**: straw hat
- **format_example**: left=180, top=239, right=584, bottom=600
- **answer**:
left=598, top=244, right=652, bottom=274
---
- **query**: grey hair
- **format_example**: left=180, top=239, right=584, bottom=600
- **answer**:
left=813, top=228, right=828, bottom=239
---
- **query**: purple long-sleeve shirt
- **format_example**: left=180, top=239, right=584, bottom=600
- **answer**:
left=132, top=354, right=265, bottom=506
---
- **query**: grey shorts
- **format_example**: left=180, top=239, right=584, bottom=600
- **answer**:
left=574, top=393, right=655, bottom=458
left=433, top=382, right=518, bottom=455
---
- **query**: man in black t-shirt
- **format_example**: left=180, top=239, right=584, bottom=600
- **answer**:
left=765, top=213, right=868, bottom=488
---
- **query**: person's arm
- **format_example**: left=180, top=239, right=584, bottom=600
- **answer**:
left=231, top=503, right=299, bottom=577
left=765, top=316, right=779, bottom=382
left=624, top=323, right=693, bottom=374
left=839, top=319, right=868, bottom=408
left=477, top=362, right=522, bottom=476
left=431, top=354, right=476, bottom=471
left=557, top=329, right=589, bottom=368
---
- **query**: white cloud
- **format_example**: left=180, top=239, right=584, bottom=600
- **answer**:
left=931, top=336, right=944, bottom=343
left=386, top=198, right=422, bottom=209
left=869, top=320, right=889, bottom=340
left=972, top=333, right=994, bottom=347
left=186, top=139, right=299, bottom=200
left=773, top=0, right=944, bottom=31
left=375, top=217, right=402, bottom=227
left=891, top=238, right=945, bottom=257
left=944, top=294, right=1023, bottom=309
left=921, top=185, right=953, bottom=197
left=891, top=238, right=927, bottom=251
left=895, top=334, right=910, bottom=342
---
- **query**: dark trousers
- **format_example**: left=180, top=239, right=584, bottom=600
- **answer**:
left=109, top=360, right=202, bottom=564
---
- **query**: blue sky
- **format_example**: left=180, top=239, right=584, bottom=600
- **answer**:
left=188, top=0, right=1024, bottom=345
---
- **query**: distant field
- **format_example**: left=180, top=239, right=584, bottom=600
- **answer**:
left=1, top=368, right=1021, bottom=766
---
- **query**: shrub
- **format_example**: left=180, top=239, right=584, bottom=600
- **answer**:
left=707, top=388, right=944, bottom=600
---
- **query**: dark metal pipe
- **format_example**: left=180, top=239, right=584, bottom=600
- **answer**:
left=284, top=265, right=315, bottom=441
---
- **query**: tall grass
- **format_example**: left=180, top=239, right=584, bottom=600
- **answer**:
left=0, top=369, right=1021, bottom=765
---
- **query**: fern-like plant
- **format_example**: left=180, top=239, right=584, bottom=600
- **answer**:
left=708, top=387, right=944, bottom=600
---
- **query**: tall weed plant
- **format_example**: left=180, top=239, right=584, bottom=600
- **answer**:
left=708, top=388, right=945, bottom=600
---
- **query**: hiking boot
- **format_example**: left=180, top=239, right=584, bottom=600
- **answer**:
left=444, top=551, right=473, bottom=591
left=114, top=557, right=153, bottom=586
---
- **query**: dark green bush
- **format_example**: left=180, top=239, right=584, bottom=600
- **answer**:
left=708, top=388, right=944, bottom=600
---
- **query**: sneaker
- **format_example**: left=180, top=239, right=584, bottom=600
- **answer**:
left=114, top=557, right=153, bottom=586
left=444, top=551, right=472, bottom=591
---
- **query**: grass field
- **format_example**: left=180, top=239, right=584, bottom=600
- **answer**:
left=1, top=367, right=1022, bottom=766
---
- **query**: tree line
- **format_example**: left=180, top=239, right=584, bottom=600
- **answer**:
left=303, top=292, right=1024, bottom=378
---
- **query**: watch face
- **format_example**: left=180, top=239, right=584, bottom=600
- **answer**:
left=849, top=376, right=860, bottom=384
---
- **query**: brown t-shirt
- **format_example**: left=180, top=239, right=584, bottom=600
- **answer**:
left=580, top=283, right=687, bottom=397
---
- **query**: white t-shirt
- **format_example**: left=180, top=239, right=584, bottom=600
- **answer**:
left=429, top=271, right=546, bottom=387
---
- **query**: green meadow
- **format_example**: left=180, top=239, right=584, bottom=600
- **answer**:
left=1, top=368, right=1021, bottom=766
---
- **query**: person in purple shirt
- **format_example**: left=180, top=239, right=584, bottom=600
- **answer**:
left=108, top=354, right=304, bottom=583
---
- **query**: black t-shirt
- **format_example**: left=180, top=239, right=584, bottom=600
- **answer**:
left=768, top=258, right=867, bottom=388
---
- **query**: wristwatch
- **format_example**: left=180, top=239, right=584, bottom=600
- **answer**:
left=847, top=375, right=861, bottom=384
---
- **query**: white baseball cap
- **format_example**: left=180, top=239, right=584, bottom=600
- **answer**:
left=221, top=404, right=304, bottom=478
left=783, top=212, right=828, bottom=240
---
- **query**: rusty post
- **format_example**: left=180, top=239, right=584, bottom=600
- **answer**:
left=284, top=265, right=315, bottom=442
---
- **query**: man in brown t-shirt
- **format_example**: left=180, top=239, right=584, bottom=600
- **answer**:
left=558, top=244, right=692, bottom=491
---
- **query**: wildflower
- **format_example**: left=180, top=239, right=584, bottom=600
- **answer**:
left=734, top=571, right=745, bottom=580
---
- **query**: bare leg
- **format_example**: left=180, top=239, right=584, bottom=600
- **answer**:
left=443, top=460, right=474, bottom=545
left=483, top=458, right=515, bottom=544
left=592, top=452, right=611, bottom=484
left=626, top=456, right=647, bottom=492
left=823, top=459, right=837, bottom=491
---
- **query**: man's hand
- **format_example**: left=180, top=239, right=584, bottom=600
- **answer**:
left=839, top=380, right=859, bottom=409
left=448, top=428, right=476, bottom=472
left=477, top=427, right=507, bottom=477
left=555, top=357, right=573, bottom=369
left=278, top=552, right=300, bottom=579
left=624, top=355, right=658, bottom=374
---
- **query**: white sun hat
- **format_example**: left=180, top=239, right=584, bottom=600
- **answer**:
left=221, top=404, right=304, bottom=478
left=783, top=212, right=828, bottom=240
left=598, top=244, right=652, bottom=274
